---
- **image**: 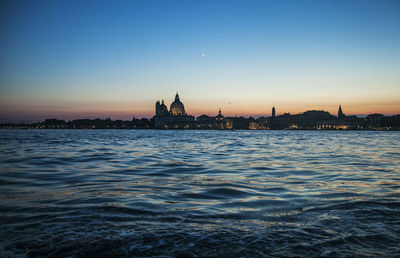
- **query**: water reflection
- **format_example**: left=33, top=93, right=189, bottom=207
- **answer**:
left=0, top=130, right=399, bottom=256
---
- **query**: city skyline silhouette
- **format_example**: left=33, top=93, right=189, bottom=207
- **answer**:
left=2, top=92, right=399, bottom=130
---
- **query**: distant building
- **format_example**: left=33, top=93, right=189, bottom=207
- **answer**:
left=248, top=117, right=268, bottom=130
left=155, top=100, right=169, bottom=117
left=170, top=93, right=186, bottom=116
left=338, top=105, right=345, bottom=119
left=196, top=108, right=227, bottom=129
left=154, top=93, right=195, bottom=129
left=249, top=122, right=258, bottom=130
left=272, top=106, right=276, bottom=118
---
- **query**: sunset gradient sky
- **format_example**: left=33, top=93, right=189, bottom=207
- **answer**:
left=1, top=0, right=400, bottom=121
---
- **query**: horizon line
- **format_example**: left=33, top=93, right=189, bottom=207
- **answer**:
left=2, top=110, right=400, bottom=124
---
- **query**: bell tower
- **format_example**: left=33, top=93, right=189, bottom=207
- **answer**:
left=155, top=101, right=160, bottom=116
left=338, top=105, right=345, bottom=119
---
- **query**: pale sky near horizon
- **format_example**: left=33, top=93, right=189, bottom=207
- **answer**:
left=1, top=0, right=400, bottom=122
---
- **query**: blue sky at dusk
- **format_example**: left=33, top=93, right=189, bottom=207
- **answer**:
left=1, top=0, right=400, bottom=121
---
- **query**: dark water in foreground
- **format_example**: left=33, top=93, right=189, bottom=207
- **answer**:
left=0, top=130, right=399, bottom=257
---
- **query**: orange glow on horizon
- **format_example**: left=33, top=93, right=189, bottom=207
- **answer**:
left=1, top=96, right=399, bottom=122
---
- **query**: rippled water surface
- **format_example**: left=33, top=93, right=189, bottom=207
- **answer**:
left=1, top=130, right=399, bottom=257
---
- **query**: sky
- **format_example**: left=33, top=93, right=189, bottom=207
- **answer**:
left=1, top=0, right=400, bottom=122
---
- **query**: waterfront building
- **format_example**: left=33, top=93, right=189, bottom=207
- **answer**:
left=249, top=122, right=258, bottom=130
left=196, top=108, right=226, bottom=129
left=154, top=93, right=195, bottom=129
left=248, top=117, right=268, bottom=130
left=338, top=105, right=345, bottom=119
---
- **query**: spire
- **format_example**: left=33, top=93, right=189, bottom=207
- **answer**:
left=161, top=99, right=164, bottom=105
left=216, top=108, right=223, bottom=120
left=175, top=92, right=180, bottom=102
left=272, top=106, right=276, bottom=118
left=338, top=105, right=345, bottom=119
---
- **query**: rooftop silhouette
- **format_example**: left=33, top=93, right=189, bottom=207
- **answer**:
left=1, top=93, right=399, bottom=130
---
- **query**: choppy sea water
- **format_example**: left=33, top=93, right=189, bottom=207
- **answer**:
left=0, top=130, right=399, bottom=257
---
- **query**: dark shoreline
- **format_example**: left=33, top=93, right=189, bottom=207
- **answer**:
left=1, top=128, right=399, bottom=131
left=1, top=111, right=399, bottom=131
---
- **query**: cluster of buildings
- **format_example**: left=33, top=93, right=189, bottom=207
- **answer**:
left=248, top=105, right=399, bottom=130
left=1, top=93, right=399, bottom=130
left=154, top=93, right=230, bottom=129
left=154, top=93, right=400, bottom=130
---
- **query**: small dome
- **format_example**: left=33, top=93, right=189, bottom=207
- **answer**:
left=160, top=100, right=167, bottom=110
left=170, top=93, right=185, bottom=116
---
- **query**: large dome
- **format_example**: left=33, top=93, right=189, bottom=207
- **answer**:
left=170, top=93, right=185, bottom=116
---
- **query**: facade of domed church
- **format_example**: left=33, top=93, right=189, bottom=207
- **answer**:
left=170, top=93, right=186, bottom=116
left=154, top=93, right=195, bottom=129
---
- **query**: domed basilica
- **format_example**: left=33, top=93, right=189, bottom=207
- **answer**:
left=170, top=93, right=186, bottom=116
left=154, top=93, right=195, bottom=128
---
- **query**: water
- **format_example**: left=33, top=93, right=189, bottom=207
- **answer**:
left=0, top=130, right=399, bottom=257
